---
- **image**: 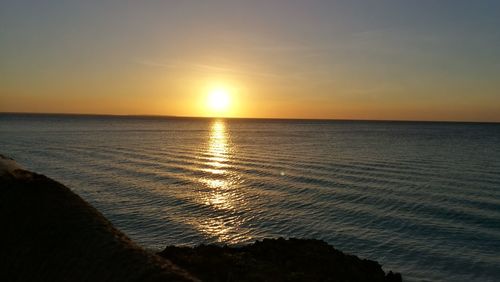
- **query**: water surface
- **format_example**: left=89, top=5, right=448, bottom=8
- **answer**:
left=1, top=114, right=499, bottom=281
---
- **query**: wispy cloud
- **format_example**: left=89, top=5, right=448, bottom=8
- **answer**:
left=135, top=58, right=287, bottom=80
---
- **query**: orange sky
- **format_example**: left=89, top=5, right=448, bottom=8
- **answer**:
left=1, top=1, right=500, bottom=122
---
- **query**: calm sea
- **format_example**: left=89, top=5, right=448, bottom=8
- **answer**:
left=1, top=113, right=499, bottom=281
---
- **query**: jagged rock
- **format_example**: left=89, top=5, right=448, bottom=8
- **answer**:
left=159, top=238, right=402, bottom=282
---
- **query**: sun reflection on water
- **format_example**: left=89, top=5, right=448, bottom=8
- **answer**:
left=193, top=120, right=250, bottom=243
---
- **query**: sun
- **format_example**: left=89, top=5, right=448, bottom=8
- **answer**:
left=207, top=87, right=230, bottom=112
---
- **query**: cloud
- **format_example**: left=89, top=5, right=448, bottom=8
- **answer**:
left=135, top=58, right=286, bottom=79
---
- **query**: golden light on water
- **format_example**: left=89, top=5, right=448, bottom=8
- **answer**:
left=194, top=120, right=250, bottom=243
left=201, top=121, right=229, bottom=175
left=203, top=120, right=231, bottom=206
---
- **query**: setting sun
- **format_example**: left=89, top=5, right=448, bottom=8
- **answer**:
left=207, top=87, right=230, bottom=112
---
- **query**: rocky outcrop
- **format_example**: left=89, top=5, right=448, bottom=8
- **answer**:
left=0, top=155, right=196, bottom=282
left=159, top=238, right=402, bottom=282
left=0, top=154, right=402, bottom=281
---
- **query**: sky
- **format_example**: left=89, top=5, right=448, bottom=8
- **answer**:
left=1, top=0, right=500, bottom=121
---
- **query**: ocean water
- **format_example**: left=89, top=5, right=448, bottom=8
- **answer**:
left=1, top=113, right=499, bottom=281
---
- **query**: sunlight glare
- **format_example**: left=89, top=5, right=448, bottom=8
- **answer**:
left=207, top=88, right=230, bottom=112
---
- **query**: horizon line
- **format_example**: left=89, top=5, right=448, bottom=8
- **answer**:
left=1, top=111, right=499, bottom=125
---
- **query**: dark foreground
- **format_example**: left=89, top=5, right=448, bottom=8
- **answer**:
left=0, top=154, right=401, bottom=282
left=160, top=238, right=401, bottom=282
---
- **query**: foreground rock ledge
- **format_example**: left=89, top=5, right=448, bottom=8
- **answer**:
left=159, top=238, right=401, bottom=282
left=0, top=155, right=195, bottom=282
left=0, top=155, right=402, bottom=282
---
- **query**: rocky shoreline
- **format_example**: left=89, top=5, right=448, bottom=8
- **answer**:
left=0, top=155, right=402, bottom=281
left=159, top=238, right=402, bottom=282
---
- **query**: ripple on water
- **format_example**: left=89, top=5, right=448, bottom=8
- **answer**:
left=1, top=116, right=500, bottom=281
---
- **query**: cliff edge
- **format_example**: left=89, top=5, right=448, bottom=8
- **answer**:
left=0, top=154, right=196, bottom=282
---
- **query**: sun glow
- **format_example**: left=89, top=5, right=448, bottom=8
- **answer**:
left=207, top=87, right=230, bottom=112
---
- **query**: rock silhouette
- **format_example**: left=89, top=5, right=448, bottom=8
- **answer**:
left=0, top=155, right=196, bottom=282
left=159, top=238, right=402, bottom=282
left=0, top=154, right=402, bottom=282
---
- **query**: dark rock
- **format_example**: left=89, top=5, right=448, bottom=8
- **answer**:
left=0, top=156, right=196, bottom=282
left=1, top=155, right=403, bottom=282
left=158, top=237, right=402, bottom=282
left=386, top=271, right=403, bottom=282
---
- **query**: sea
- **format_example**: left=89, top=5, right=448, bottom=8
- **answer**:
left=1, top=113, right=499, bottom=282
